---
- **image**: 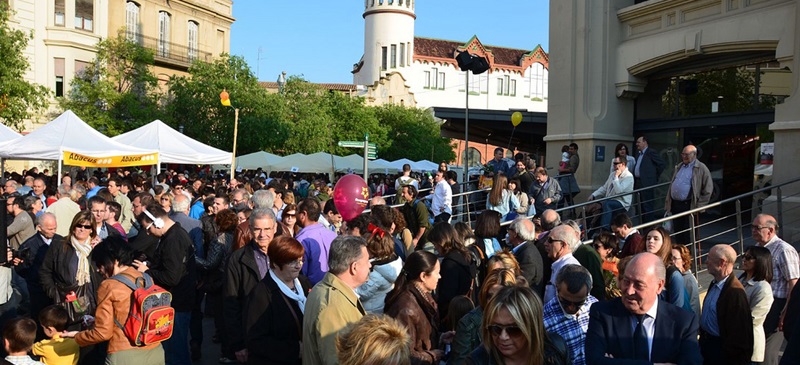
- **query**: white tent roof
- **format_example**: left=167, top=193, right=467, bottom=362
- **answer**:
left=0, top=110, right=157, bottom=160
left=112, top=120, right=232, bottom=165
left=236, top=151, right=285, bottom=170
left=0, top=124, right=21, bottom=143
left=271, top=152, right=336, bottom=173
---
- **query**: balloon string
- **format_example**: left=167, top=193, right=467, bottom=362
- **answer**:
left=507, top=127, right=516, bottom=151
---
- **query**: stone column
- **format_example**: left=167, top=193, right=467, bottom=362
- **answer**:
left=765, top=0, right=800, bottom=243
left=545, top=0, right=637, bottom=196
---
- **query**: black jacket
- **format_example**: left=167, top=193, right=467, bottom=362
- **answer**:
left=224, top=241, right=266, bottom=352
left=513, top=241, right=545, bottom=297
left=146, top=222, right=196, bottom=312
left=38, top=237, right=103, bottom=307
left=17, top=233, right=62, bottom=296
left=244, top=272, right=311, bottom=365
left=438, top=250, right=477, bottom=323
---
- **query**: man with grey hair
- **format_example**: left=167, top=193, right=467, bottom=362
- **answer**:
left=170, top=193, right=203, bottom=258
left=586, top=253, right=702, bottom=364
left=508, top=217, right=544, bottom=296
left=233, top=189, right=277, bottom=257
left=223, top=208, right=278, bottom=363
left=303, top=235, right=369, bottom=365
left=665, top=144, right=713, bottom=245
left=536, top=209, right=563, bottom=295
left=699, top=244, right=752, bottom=364
left=231, top=188, right=251, bottom=211
left=544, top=264, right=598, bottom=365
left=543, top=225, right=581, bottom=304
left=564, top=219, right=606, bottom=301
left=15, top=212, right=60, bottom=321
left=45, top=184, right=80, bottom=237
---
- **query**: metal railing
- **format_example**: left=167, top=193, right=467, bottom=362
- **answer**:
left=128, top=32, right=213, bottom=68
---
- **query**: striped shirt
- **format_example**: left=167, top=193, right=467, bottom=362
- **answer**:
left=763, top=235, right=800, bottom=298
left=543, top=294, right=598, bottom=365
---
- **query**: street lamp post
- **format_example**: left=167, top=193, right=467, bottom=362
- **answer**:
left=455, top=51, right=489, bottom=224
left=220, top=90, right=240, bottom=179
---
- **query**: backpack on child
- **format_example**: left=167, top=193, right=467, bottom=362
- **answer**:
left=111, top=272, right=175, bottom=346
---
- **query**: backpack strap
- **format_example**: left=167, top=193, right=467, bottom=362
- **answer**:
left=110, top=272, right=152, bottom=335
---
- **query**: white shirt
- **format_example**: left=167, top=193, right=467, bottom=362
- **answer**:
left=544, top=253, right=581, bottom=303
left=428, top=179, right=452, bottom=215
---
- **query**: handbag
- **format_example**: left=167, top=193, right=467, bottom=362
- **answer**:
left=55, top=284, right=94, bottom=326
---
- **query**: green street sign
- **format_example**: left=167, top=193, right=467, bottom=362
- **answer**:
left=338, top=141, right=364, bottom=148
left=368, top=142, right=376, bottom=148
left=367, top=146, right=377, bottom=153
left=367, top=153, right=377, bottom=159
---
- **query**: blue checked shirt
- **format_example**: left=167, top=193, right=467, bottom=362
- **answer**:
left=543, top=294, right=598, bottom=365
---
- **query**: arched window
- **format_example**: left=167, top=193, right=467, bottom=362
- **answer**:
left=158, top=11, right=171, bottom=57
left=125, top=1, right=139, bottom=41
left=187, top=21, right=199, bottom=61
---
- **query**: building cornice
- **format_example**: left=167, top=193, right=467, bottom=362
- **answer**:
left=363, top=8, right=416, bottom=19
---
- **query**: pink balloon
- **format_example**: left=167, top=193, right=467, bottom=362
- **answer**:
left=333, top=174, right=370, bottom=221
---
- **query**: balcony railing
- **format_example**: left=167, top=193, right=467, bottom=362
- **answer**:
left=128, top=32, right=213, bottom=69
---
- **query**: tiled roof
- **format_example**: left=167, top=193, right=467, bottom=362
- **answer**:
left=259, top=81, right=359, bottom=92
left=414, top=36, right=543, bottom=66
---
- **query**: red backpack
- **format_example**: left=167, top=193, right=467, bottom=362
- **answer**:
left=111, top=272, right=175, bottom=346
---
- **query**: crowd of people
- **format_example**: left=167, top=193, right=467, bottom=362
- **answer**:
left=0, top=138, right=796, bottom=365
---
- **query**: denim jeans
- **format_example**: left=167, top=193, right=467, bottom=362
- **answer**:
left=163, top=311, right=191, bottom=365
left=600, top=200, right=625, bottom=228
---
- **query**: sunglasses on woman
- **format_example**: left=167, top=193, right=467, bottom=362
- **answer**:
left=488, top=324, right=524, bottom=338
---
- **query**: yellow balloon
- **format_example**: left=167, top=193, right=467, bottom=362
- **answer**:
left=511, top=111, right=522, bottom=127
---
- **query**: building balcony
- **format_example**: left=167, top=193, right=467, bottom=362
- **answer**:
left=130, top=33, right=213, bottom=70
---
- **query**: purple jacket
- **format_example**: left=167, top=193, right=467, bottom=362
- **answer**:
left=296, top=223, right=338, bottom=285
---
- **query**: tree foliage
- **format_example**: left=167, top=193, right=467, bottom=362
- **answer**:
left=166, top=54, right=288, bottom=155
left=165, top=59, right=454, bottom=161
left=0, top=3, right=50, bottom=130
left=662, top=67, right=774, bottom=117
left=58, top=31, right=161, bottom=135
left=375, top=104, right=456, bottom=162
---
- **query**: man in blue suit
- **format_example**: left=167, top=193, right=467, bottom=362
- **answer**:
left=585, top=252, right=702, bottom=365
left=634, top=136, right=665, bottom=224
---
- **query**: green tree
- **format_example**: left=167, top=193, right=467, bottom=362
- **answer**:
left=0, top=4, right=50, bottom=130
left=59, top=31, right=161, bottom=135
left=167, top=54, right=288, bottom=155
left=375, top=104, right=456, bottom=162
left=280, top=77, right=389, bottom=156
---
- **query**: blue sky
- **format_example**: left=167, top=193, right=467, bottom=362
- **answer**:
left=230, top=1, right=550, bottom=84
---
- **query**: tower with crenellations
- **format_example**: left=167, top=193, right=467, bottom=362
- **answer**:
left=353, top=0, right=416, bottom=86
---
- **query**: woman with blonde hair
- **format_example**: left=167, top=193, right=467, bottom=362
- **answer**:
left=449, top=269, right=519, bottom=364
left=466, top=285, right=569, bottom=365
left=486, top=251, right=522, bottom=277
left=336, top=314, right=411, bottom=365
left=486, top=174, right=519, bottom=221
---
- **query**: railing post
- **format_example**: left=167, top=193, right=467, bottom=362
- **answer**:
left=635, top=191, right=643, bottom=226
left=735, top=199, right=744, bottom=256
left=690, top=212, right=699, bottom=274
left=777, top=186, right=783, bottom=238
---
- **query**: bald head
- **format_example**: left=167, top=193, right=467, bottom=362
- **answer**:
left=370, top=196, right=386, bottom=207
left=36, top=212, right=57, bottom=239
left=172, top=193, right=190, bottom=214
left=708, top=244, right=736, bottom=280
left=541, top=209, right=561, bottom=231
left=621, top=253, right=665, bottom=315
left=681, top=145, right=698, bottom=164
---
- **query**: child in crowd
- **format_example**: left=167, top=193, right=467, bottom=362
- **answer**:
left=32, top=305, right=80, bottom=365
left=559, top=145, right=570, bottom=170
left=3, top=317, right=44, bottom=365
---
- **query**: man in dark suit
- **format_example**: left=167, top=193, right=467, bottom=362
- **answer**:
left=700, top=244, right=753, bottom=364
left=634, top=136, right=665, bottom=224
left=14, top=212, right=61, bottom=321
left=585, top=252, right=702, bottom=365
left=508, top=217, right=544, bottom=297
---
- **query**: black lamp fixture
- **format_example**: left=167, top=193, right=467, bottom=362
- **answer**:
left=457, top=50, right=489, bottom=225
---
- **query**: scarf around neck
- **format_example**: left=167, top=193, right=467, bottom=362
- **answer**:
left=71, top=236, right=93, bottom=286
left=269, top=269, right=307, bottom=314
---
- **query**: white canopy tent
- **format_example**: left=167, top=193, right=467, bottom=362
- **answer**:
left=112, top=120, right=232, bottom=166
left=0, top=110, right=158, bottom=177
left=0, top=123, right=21, bottom=143
left=235, top=151, right=285, bottom=171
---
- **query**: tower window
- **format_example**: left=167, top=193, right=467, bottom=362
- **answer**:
left=438, top=72, right=445, bottom=90
left=423, top=71, right=430, bottom=88
left=399, top=43, right=405, bottom=67
left=381, top=46, right=387, bottom=71
left=390, top=45, right=397, bottom=69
